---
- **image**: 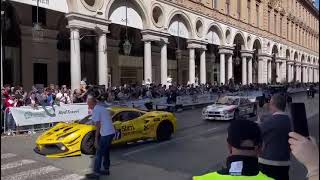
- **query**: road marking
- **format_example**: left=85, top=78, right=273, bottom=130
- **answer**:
left=1, top=153, right=16, bottom=159
left=2, top=166, right=61, bottom=180
left=1, top=159, right=36, bottom=170
left=123, top=126, right=223, bottom=156
left=53, top=174, right=84, bottom=180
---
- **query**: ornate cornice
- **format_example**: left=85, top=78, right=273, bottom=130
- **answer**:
left=159, top=0, right=319, bottom=55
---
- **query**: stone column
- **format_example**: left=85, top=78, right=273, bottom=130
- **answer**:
left=301, top=65, right=306, bottom=82
left=305, top=66, right=308, bottom=82
left=227, top=55, right=233, bottom=81
left=292, top=64, right=295, bottom=82
left=306, top=67, right=308, bottom=82
left=267, top=60, right=271, bottom=83
left=311, top=67, right=314, bottom=83
left=309, top=67, right=312, bottom=82
left=308, top=67, right=310, bottom=82
left=200, top=49, right=206, bottom=84
left=189, top=48, right=196, bottom=84
left=312, top=67, right=314, bottom=82
left=296, top=65, right=300, bottom=82
left=70, top=27, right=81, bottom=91
left=287, top=63, right=292, bottom=82
left=299, top=66, right=302, bottom=82
left=97, top=33, right=108, bottom=86
left=241, top=56, right=247, bottom=85
left=160, top=42, right=168, bottom=85
left=218, top=46, right=233, bottom=85
left=248, top=57, right=253, bottom=84
left=144, top=40, right=152, bottom=83
left=220, top=53, right=226, bottom=85
left=302, top=66, right=305, bottom=83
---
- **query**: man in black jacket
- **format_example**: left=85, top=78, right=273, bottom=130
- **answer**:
left=258, top=94, right=291, bottom=180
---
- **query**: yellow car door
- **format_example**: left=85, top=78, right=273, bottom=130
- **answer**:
left=112, top=111, right=140, bottom=144
left=129, top=111, right=149, bottom=140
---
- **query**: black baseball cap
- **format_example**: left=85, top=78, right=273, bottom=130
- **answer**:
left=227, top=120, right=262, bottom=150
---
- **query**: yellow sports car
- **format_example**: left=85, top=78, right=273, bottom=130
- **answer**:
left=34, top=107, right=177, bottom=158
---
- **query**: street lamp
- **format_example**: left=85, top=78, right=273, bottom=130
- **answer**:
left=32, top=0, right=44, bottom=41
left=123, top=0, right=131, bottom=56
left=235, top=56, right=241, bottom=66
left=210, top=46, right=216, bottom=63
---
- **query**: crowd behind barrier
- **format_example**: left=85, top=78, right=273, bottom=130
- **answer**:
left=1, top=81, right=318, bottom=136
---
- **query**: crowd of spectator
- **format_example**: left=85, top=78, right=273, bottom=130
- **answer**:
left=1, top=81, right=319, bottom=111
left=1, top=80, right=318, bottom=135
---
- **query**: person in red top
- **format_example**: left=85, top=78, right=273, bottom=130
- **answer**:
left=4, top=94, right=15, bottom=112
left=4, top=93, right=17, bottom=134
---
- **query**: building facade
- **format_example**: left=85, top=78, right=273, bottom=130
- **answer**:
left=1, top=0, right=319, bottom=91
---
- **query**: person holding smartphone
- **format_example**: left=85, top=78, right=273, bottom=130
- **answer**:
left=289, top=132, right=319, bottom=180
left=258, top=94, right=291, bottom=180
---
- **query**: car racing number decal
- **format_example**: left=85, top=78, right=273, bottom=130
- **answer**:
left=123, top=125, right=135, bottom=136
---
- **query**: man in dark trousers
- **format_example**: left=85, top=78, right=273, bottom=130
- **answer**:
left=258, top=94, right=291, bottom=180
left=86, top=94, right=115, bottom=179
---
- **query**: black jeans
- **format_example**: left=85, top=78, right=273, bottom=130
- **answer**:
left=259, top=163, right=289, bottom=180
left=94, top=134, right=115, bottom=173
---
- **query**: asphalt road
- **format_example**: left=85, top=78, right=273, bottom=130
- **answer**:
left=1, top=93, right=319, bottom=180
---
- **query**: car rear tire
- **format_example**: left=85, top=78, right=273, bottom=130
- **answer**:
left=81, top=131, right=95, bottom=155
left=156, top=122, right=173, bottom=142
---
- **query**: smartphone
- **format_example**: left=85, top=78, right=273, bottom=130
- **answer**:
left=290, top=103, right=309, bottom=137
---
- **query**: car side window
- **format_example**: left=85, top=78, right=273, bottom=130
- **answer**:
left=114, top=111, right=142, bottom=122
left=233, top=98, right=240, bottom=105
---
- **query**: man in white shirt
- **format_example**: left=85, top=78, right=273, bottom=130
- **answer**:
left=86, top=95, right=115, bottom=179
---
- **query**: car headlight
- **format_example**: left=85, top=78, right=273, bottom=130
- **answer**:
left=202, top=108, right=207, bottom=114
left=56, top=143, right=66, bottom=151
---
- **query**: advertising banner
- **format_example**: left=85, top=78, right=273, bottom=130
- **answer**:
left=176, top=94, right=219, bottom=106
left=10, top=104, right=88, bottom=126
left=10, top=0, right=68, bottom=13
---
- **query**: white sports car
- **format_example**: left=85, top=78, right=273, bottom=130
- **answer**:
left=202, top=96, right=257, bottom=121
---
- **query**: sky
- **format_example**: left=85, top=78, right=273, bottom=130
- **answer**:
left=316, top=0, right=319, bottom=9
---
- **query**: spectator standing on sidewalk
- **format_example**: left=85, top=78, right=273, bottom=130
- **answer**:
left=258, top=94, right=291, bottom=180
left=86, top=93, right=115, bottom=179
